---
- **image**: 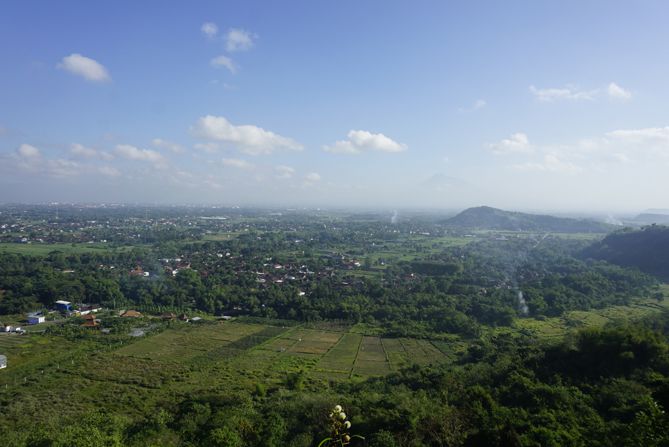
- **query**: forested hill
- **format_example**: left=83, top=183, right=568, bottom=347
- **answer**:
left=583, top=225, right=669, bottom=280
left=444, top=206, right=613, bottom=232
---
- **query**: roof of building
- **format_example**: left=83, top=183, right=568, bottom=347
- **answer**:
left=82, top=314, right=97, bottom=320
left=55, top=300, right=71, bottom=305
left=121, top=310, right=143, bottom=318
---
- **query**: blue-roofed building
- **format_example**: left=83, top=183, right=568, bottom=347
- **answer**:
left=55, top=300, right=72, bottom=312
left=27, top=313, right=45, bottom=325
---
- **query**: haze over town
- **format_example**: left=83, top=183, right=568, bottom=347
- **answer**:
left=2, top=1, right=669, bottom=212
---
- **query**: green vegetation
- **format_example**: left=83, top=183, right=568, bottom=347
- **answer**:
left=583, top=225, right=669, bottom=280
left=0, top=242, right=125, bottom=256
left=2, top=205, right=669, bottom=445
left=445, top=205, right=614, bottom=232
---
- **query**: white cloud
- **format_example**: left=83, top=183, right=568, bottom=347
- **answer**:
left=12, top=144, right=82, bottom=177
left=606, top=126, right=669, bottom=144
left=504, top=124, right=669, bottom=176
left=191, top=115, right=302, bottom=155
left=222, top=158, right=254, bottom=169
left=70, top=143, right=114, bottom=160
left=529, top=85, right=596, bottom=102
left=58, top=53, right=111, bottom=82
left=210, top=55, right=237, bottom=73
left=17, top=144, right=41, bottom=159
left=604, top=126, right=669, bottom=161
left=98, top=166, right=121, bottom=177
left=489, top=133, right=533, bottom=155
left=607, top=82, right=632, bottom=100
left=513, top=153, right=582, bottom=175
left=305, top=172, right=321, bottom=182
left=70, top=143, right=98, bottom=158
left=324, top=130, right=407, bottom=155
left=115, top=144, right=166, bottom=166
left=45, top=159, right=81, bottom=177
left=225, top=28, right=255, bottom=52
left=152, top=138, right=184, bottom=153
left=201, top=22, right=218, bottom=38
left=275, top=165, right=295, bottom=179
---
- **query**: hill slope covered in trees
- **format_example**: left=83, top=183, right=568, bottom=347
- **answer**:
left=583, top=225, right=669, bottom=281
left=444, top=206, right=613, bottom=232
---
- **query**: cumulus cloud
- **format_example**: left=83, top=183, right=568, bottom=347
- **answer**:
left=503, top=124, right=669, bottom=176
left=191, top=115, right=302, bottom=155
left=275, top=165, right=295, bottom=179
left=57, top=53, right=111, bottom=82
left=152, top=138, right=184, bottom=153
left=222, top=158, right=254, bottom=169
left=70, top=143, right=98, bottom=158
left=607, top=82, right=632, bottom=100
left=201, top=22, right=218, bottom=38
left=225, top=28, right=255, bottom=52
left=17, top=144, right=41, bottom=159
left=69, top=143, right=113, bottom=160
left=12, top=144, right=83, bottom=177
left=305, top=172, right=321, bottom=182
left=324, top=130, right=407, bottom=154
left=210, top=55, right=237, bottom=73
left=604, top=126, right=669, bottom=161
left=489, top=133, right=533, bottom=155
left=529, top=85, right=596, bottom=102
left=115, top=144, right=166, bottom=167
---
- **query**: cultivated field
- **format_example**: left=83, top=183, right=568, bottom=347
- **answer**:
left=113, top=322, right=451, bottom=382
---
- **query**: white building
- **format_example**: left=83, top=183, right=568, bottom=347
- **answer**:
left=0, top=355, right=7, bottom=369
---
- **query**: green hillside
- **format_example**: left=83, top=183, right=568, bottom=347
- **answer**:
left=444, top=206, right=613, bottom=233
left=583, top=225, right=669, bottom=280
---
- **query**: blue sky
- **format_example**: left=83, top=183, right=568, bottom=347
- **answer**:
left=1, top=0, right=669, bottom=213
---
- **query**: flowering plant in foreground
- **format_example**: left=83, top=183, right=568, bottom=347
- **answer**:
left=317, top=404, right=365, bottom=446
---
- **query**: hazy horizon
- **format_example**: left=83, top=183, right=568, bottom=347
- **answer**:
left=2, top=1, right=669, bottom=213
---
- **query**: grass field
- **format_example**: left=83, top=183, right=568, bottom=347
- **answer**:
left=1, top=293, right=669, bottom=433
left=0, top=242, right=131, bottom=256
left=502, top=296, right=669, bottom=340
left=0, top=334, right=29, bottom=350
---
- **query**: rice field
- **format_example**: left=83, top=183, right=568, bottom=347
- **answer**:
left=0, top=334, right=29, bottom=350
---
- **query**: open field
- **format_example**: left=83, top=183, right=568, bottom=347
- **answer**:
left=0, top=334, right=30, bottom=350
left=502, top=296, right=669, bottom=340
left=0, top=242, right=132, bottom=256
left=1, top=293, right=668, bottom=435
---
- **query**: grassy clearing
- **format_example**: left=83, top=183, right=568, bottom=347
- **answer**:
left=0, top=335, right=30, bottom=350
left=317, top=333, right=362, bottom=373
left=508, top=296, right=669, bottom=341
left=0, top=242, right=132, bottom=256
left=116, top=322, right=266, bottom=360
